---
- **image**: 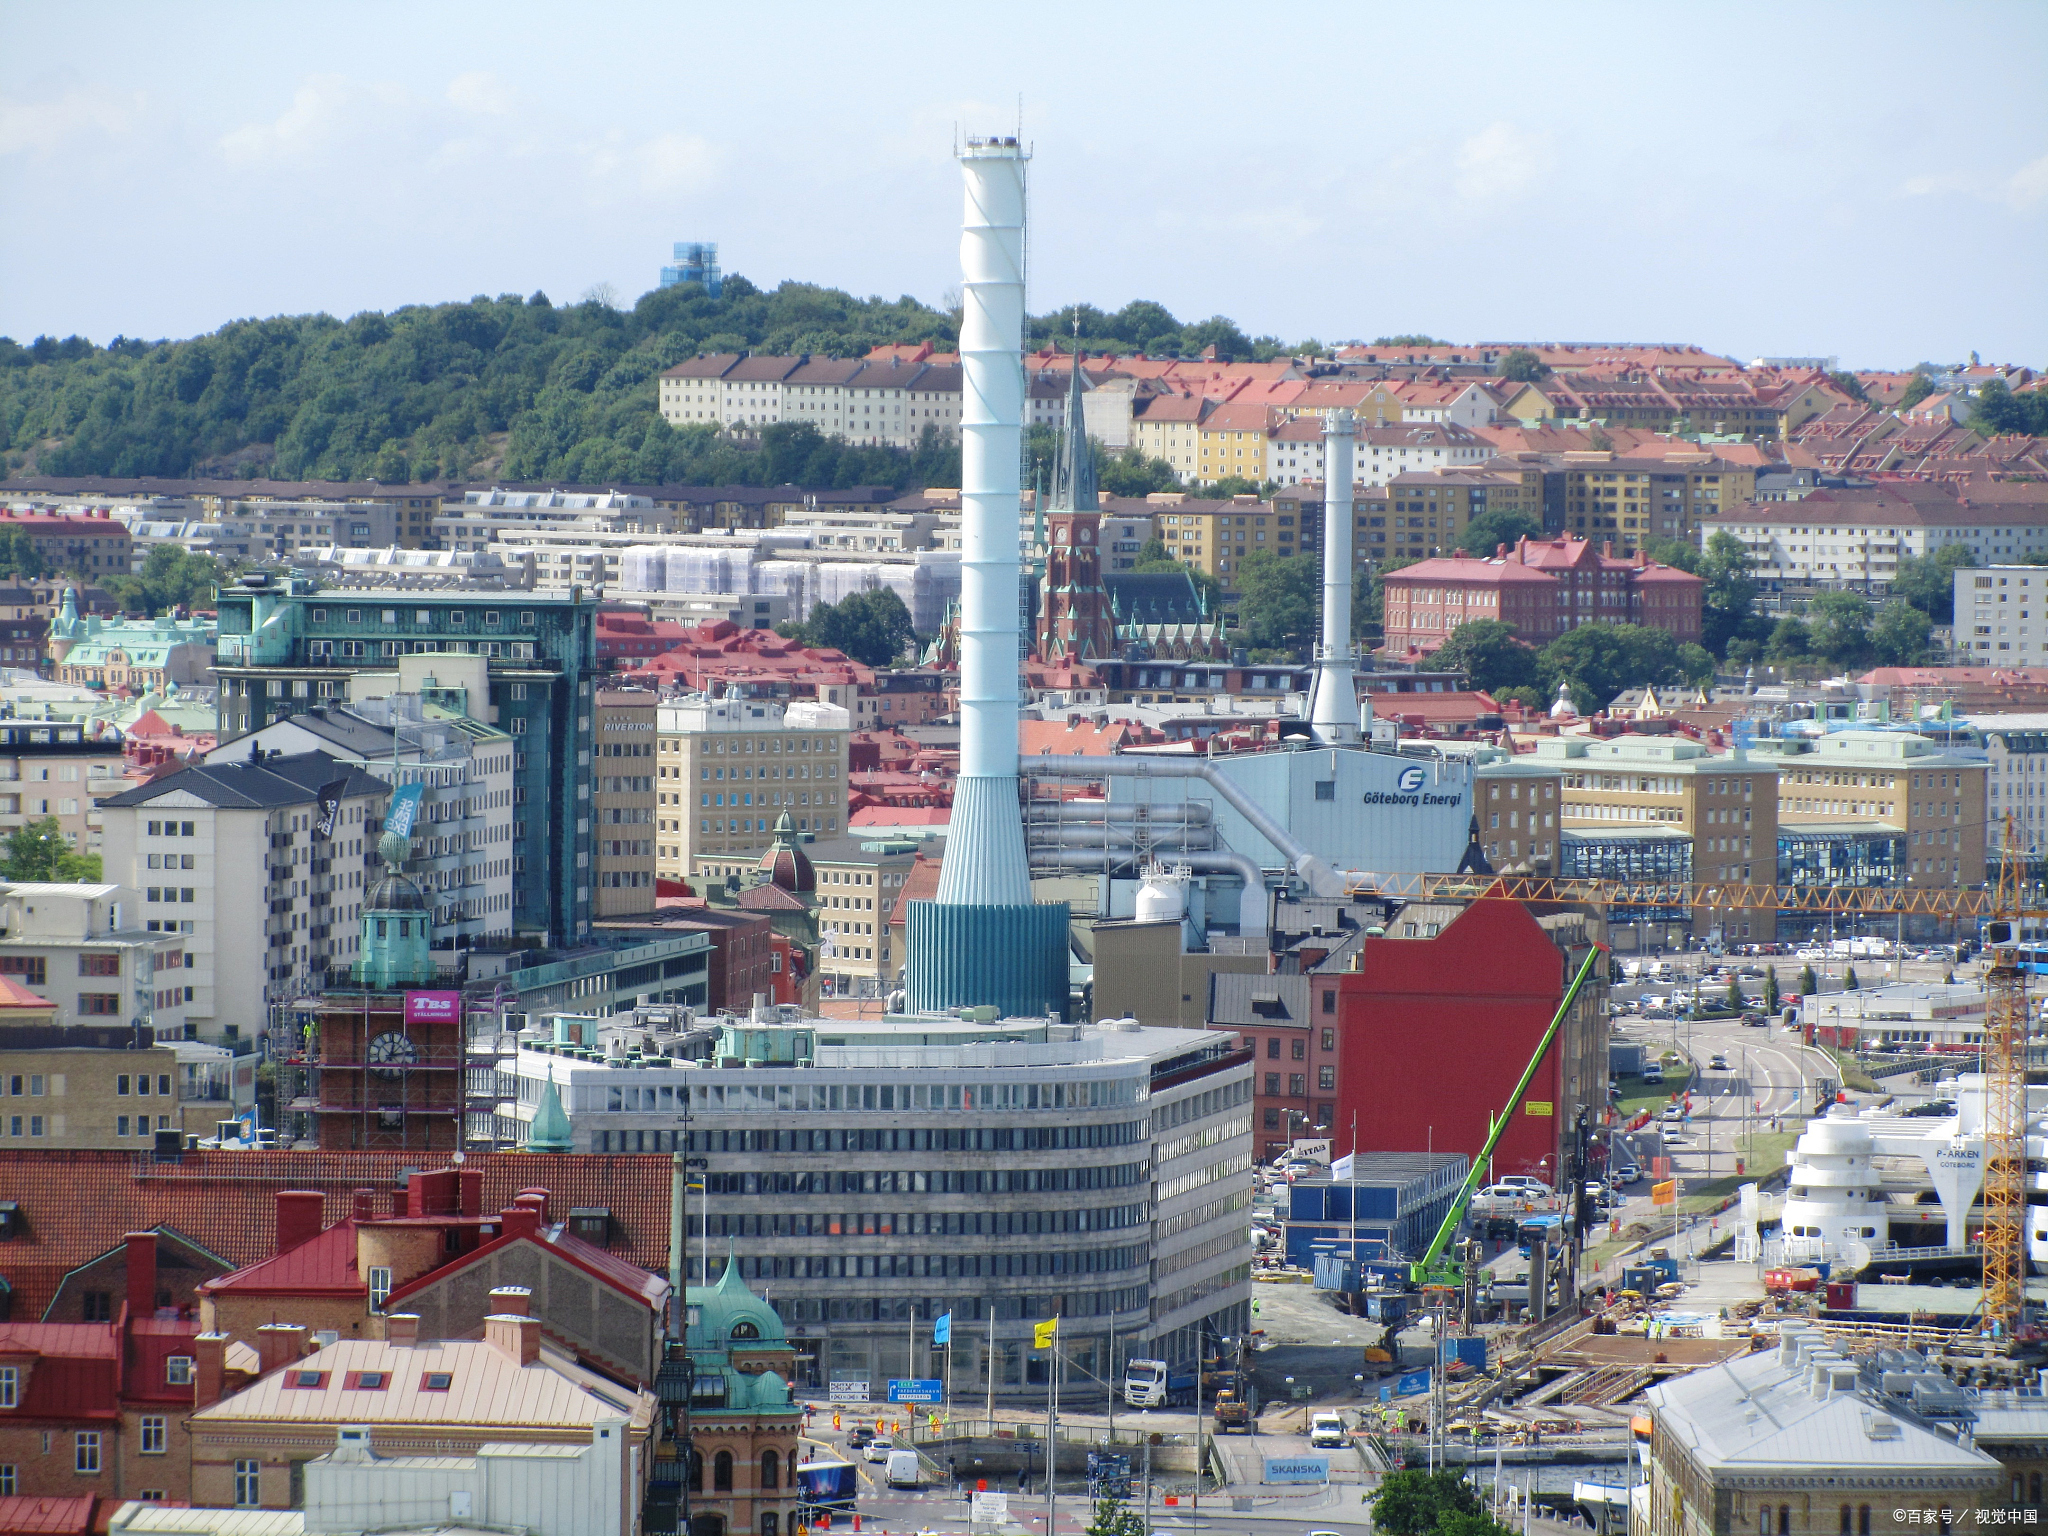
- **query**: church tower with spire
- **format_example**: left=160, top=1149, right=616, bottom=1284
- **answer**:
left=1037, top=330, right=1114, bottom=662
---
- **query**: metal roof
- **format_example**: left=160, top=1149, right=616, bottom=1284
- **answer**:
left=98, top=751, right=388, bottom=810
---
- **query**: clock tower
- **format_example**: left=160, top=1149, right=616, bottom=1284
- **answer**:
left=310, top=826, right=464, bottom=1149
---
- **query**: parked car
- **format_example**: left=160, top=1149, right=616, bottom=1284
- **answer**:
left=1641, top=1065, right=1665, bottom=1085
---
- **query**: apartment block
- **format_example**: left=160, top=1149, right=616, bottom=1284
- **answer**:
left=803, top=835, right=918, bottom=999
left=0, top=718, right=128, bottom=853
left=593, top=688, right=658, bottom=917
left=1533, top=734, right=1780, bottom=946
left=655, top=693, right=850, bottom=878
left=1955, top=565, right=2048, bottom=661
left=0, top=881, right=189, bottom=1034
left=657, top=355, right=964, bottom=448
left=211, top=576, right=600, bottom=947
left=1556, top=453, right=1754, bottom=552
left=1381, top=536, right=1702, bottom=655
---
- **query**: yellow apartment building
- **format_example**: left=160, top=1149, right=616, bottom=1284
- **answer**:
left=654, top=693, right=851, bottom=881
left=1533, top=734, right=1781, bottom=945
left=1195, top=403, right=1274, bottom=486
left=1750, top=731, right=1987, bottom=893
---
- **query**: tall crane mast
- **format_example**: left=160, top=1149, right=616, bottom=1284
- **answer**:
left=1980, top=816, right=2028, bottom=1337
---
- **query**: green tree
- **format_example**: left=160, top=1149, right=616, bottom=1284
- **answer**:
left=1696, top=531, right=1768, bottom=658
left=1421, top=619, right=1539, bottom=695
left=107, top=544, right=224, bottom=615
left=1765, top=615, right=1812, bottom=663
left=777, top=587, right=913, bottom=668
left=1890, top=543, right=1977, bottom=624
left=1233, top=550, right=1319, bottom=654
left=1208, top=475, right=1264, bottom=499
left=1843, top=965, right=1859, bottom=991
left=1798, top=963, right=1818, bottom=996
left=1765, top=965, right=1781, bottom=1013
left=1538, top=623, right=1698, bottom=713
left=1374, top=335, right=1447, bottom=348
left=1437, top=1512, right=1516, bottom=1536
left=1497, top=348, right=1550, bottom=383
left=0, top=527, right=49, bottom=580
left=1871, top=598, right=1934, bottom=666
left=1727, top=977, right=1744, bottom=1012
left=1827, top=370, right=1869, bottom=405
left=1805, top=591, right=1875, bottom=669
left=1898, top=373, right=1935, bottom=410
left=1370, top=1469, right=1489, bottom=1536
left=1969, top=378, right=2048, bottom=438
left=1083, top=1496, right=1146, bottom=1536
left=1456, top=509, right=1543, bottom=557
left=0, top=816, right=99, bottom=882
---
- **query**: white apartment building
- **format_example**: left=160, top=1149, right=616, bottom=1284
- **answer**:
left=1714, top=496, right=2048, bottom=587
left=99, top=751, right=390, bottom=1044
left=0, top=881, right=188, bottom=1034
left=200, top=692, right=517, bottom=956
left=433, top=491, right=674, bottom=554
left=1955, top=566, right=2048, bottom=661
left=655, top=694, right=851, bottom=876
left=658, top=356, right=964, bottom=449
left=1264, top=421, right=1494, bottom=488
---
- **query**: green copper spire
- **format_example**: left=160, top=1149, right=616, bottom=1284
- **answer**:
left=526, top=1079, right=573, bottom=1152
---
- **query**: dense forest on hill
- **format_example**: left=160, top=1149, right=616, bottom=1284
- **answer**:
left=0, top=279, right=1272, bottom=490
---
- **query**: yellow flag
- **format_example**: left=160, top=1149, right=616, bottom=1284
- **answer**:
left=1033, top=1317, right=1058, bottom=1350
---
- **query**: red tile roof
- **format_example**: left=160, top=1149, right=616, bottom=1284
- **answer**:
left=0, top=1150, right=674, bottom=1320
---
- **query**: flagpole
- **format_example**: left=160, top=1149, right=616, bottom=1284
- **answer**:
left=985, top=1303, right=995, bottom=1435
left=1045, top=1317, right=1058, bottom=1536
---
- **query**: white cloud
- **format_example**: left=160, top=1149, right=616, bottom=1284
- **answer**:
left=1454, top=122, right=1553, bottom=200
left=446, top=71, right=512, bottom=116
left=2008, top=153, right=2048, bottom=211
left=217, top=75, right=406, bottom=164
left=0, top=85, right=146, bottom=158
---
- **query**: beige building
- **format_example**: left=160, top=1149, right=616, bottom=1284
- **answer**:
left=1471, top=750, right=1563, bottom=874
left=0, top=880, right=189, bottom=1033
left=592, top=689, right=657, bottom=917
left=1533, top=735, right=1781, bottom=945
left=656, top=693, right=851, bottom=881
left=1750, top=730, right=1989, bottom=891
left=804, top=835, right=918, bottom=999
left=1151, top=496, right=1281, bottom=593
left=0, top=719, right=128, bottom=854
left=2, top=1025, right=253, bottom=1149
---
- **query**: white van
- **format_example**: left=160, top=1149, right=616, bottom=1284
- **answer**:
left=1310, top=1412, right=1349, bottom=1448
left=886, top=1449, right=922, bottom=1489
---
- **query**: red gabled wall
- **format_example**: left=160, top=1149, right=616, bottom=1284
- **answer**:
left=1332, top=900, right=1573, bottom=1183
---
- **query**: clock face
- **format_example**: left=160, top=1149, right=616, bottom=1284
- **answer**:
left=368, top=1031, right=418, bottom=1077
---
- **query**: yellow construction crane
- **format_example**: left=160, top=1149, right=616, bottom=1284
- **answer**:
left=1980, top=817, right=2029, bottom=1337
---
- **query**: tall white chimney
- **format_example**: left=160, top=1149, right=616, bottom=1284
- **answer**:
left=937, top=135, right=1031, bottom=908
left=1307, top=408, right=1360, bottom=743
left=904, top=135, right=1070, bottom=1019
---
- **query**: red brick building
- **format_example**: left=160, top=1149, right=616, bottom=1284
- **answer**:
left=1381, top=535, right=1702, bottom=657
left=1325, top=900, right=1606, bottom=1187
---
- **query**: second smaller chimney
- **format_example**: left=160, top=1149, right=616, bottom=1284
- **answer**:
left=256, top=1322, right=307, bottom=1377
left=195, top=1332, right=228, bottom=1408
left=124, top=1230, right=159, bottom=1320
left=486, top=1310, right=542, bottom=1367
left=385, top=1313, right=420, bottom=1348
left=488, top=1286, right=531, bottom=1317
left=275, top=1191, right=325, bottom=1256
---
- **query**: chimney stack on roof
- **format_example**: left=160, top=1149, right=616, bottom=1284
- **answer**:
left=124, top=1230, right=159, bottom=1321
left=257, top=1322, right=308, bottom=1377
left=486, top=1309, right=543, bottom=1367
left=195, top=1332, right=228, bottom=1408
left=489, top=1285, right=532, bottom=1317
left=385, top=1314, right=420, bottom=1348
left=275, top=1191, right=325, bottom=1256
left=499, top=1204, right=542, bottom=1242
left=351, top=1188, right=377, bottom=1222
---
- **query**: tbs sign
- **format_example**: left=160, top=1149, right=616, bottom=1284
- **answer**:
left=403, top=990, right=462, bottom=1025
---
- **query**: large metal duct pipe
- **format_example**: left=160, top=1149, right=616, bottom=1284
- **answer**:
left=1033, top=801, right=1214, bottom=825
left=1032, top=846, right=1268, bottom=937
left=1307, top=408, right=1359, bottom=744
left=1025, top=754, right=1344, bottom=898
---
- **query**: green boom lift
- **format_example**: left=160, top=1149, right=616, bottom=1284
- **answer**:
left=1406, top=943, right=1607, bottom=1289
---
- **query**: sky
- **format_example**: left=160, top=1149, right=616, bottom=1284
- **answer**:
left=3, top=0, right=2045, bottom=370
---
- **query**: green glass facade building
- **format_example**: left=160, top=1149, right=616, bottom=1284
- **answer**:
left=211, top=574, right=599, bottom=946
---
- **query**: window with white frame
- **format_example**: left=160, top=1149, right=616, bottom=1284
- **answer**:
left=75, top=1431, right=100, bottom=1475
left=139, top=1416, right=166, bottom=1455
left=234, top=1459, right=261, bottom=1506
left=368, top=1266, right=392, bottom=1310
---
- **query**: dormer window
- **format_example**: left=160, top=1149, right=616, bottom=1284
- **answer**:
left=730, top=1320, right=760, bottom=1341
